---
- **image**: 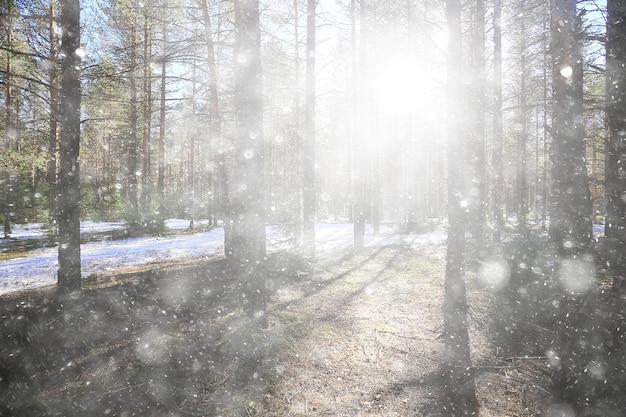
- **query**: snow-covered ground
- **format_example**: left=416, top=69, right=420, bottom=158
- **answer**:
left=0, top=220, right=447, bottom=295
left=3, top=220, right=128, bottom=241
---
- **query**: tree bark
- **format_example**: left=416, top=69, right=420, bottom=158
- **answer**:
left=605, top=0, right=626, bottom=293
left=48, top=1, right=60, bottom=236
left=542, top=13, right=549, bottom=230
left=468, top=0, right=486, bottom=252
left=353, top=0, right=366, bottom=250
left=189, top=64, right=197, bottom=229
left=606, top=0, right=626, bottom=241
left=293, top=0, right=302, bottom=248
left=201, top=0, right=230, bottom=238
left=549, top=0, right=594, bottom=403
left=157, top=23, right=167, bottom=230
left=57, top=0, right=82, bottom=295
left=302, top=0, right=316, bottom=256
left=4, top=1, right=14, bottom=239
left=549, top=0, right=592, bottom=257
left=518, top=9, right=528, bottom=231
left=128, top=15, right=139, bottom=231
left=444, top=0, right=478, bottom=414
left=492, top=0, right=503, bottom=244
left=232, top=0, right=267, bottom=328
left=141, top=14, right=152, bottom=211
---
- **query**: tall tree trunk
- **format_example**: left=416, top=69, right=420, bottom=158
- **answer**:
left=549, top=0, right=592, bottom=256
left=353, top=0, right=366, bottom=250
left=157, top=24, right=167, bottom=230
left=128, top=16, right=139, bottom=231
left=349, top=0, right=356, bottom=226
left=549, top=0, right=594, bottom=403
left=293, top=0, right=302, bottom=248
left=232, top=0, right=267, bottom=328
left=189, top=64, right=197, bottom=228
left=444, top=0, right=479, bottom=414
left=200, top=0, right=230, bottom=238
left=4, top=1, right=14, bottom=239
left=518, top=10, right=528, bottom=231
left=48, top=1, right=60, bottom=236
left=468, top=0, right=486, bottom=253
left=606, top=0, right=626, bottom=293
left=141, top=14, right=152, bottom=212
left=606, top=0, right=626, bottom=241
left=57, top=0, right=82, bottom=295
left=302, top=0, right=316, bottom=256
left=492, top=0, right=503, bottom=244
left=542, top=12, right=549, bottom=229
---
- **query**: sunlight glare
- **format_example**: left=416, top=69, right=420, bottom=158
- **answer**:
left=371, top=57, right=426, bottom=115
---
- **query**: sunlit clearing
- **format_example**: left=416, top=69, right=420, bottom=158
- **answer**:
left=371, top=57, right=427, bottom=115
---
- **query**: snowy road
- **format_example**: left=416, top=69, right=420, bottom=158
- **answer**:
left=0, top=221, right=447, bottom=295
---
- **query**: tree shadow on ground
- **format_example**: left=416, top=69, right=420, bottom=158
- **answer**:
left=0, top=255, right=289, bottom=416
left=0, top=245, right=414, bottom=416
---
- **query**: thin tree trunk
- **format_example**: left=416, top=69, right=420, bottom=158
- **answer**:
left=534, top=106, right=540, bottom=222
left=293, top=0, right=302, bottom=248
left=201, top=0, right=230, bottom=239
left=141, top=14, right=152, bottom=212
left=189, top=64, right=197, bottom=229
left=541, top=13, right=549, bottom=230
left=4, top=2, right=14, bottom=239
left=492, top=0, right=503, bottom=244
left=57, top=0, right=82, bottom=295
left=353, top=0, right=366, bottom=250
left=48, top=1, right=60, bottom=236
left=129, top=16, right=139, bottom=231
left=302, top=0, right=316, bottom=256
left=444, top=0, right=478, bottom=414
left=157, top=24, right=167, bottom=230
left=518, top=10, right=528, bottom=231
left=348, top=0, right=356, bottom=226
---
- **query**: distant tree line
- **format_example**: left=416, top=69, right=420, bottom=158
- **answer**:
left=0, top=0, right=610, bottom=242
left=0, top=0, right=614, bottom=245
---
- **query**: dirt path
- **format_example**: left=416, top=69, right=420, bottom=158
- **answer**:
left=262, top=244, right=447, bottom=416
left=255, top=240, right=551, bottom=416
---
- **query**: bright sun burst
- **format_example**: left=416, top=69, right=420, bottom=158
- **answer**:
left=370, top=56, right=428, bottom=116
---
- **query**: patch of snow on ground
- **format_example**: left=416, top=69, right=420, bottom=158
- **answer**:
left=164, top=218, right=210, bottom=230
left=0, top=223, right=48, bottom=241
left=1, top=221, right=129, bottom=241
left=0, top=221, right=445, bottom=295
left=593, top=223, right=605, bottom=236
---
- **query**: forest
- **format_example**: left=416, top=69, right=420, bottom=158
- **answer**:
left=1, top=0, right=626, bottom=415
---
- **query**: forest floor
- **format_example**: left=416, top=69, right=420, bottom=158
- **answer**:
left=0, top=233, right=553, bottom=416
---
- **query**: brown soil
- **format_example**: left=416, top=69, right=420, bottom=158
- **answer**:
left=0, top=237, right=552, bottom=416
